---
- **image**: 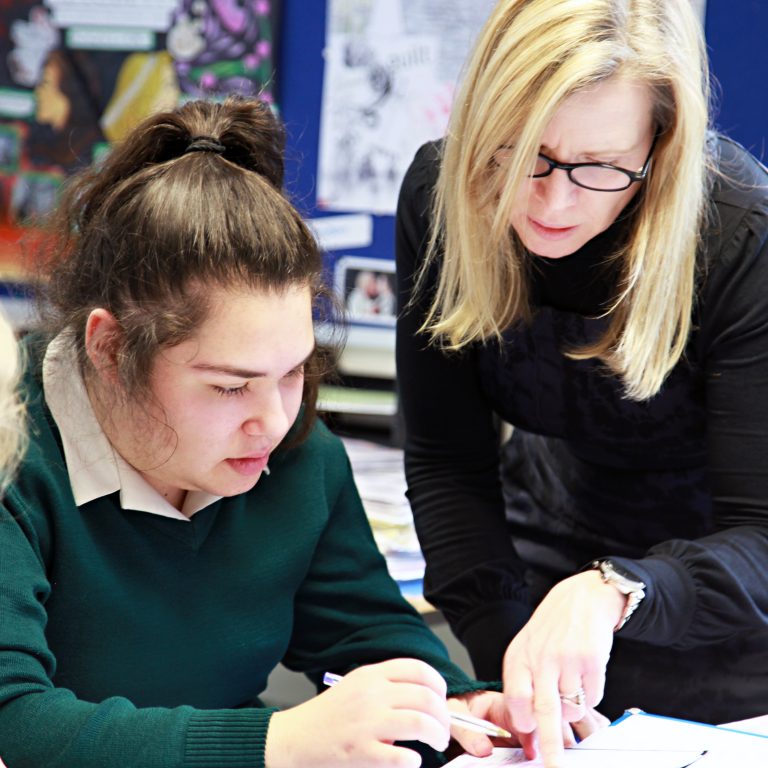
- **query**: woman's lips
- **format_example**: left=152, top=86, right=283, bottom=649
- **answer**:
left=226, top=454, right=270, bottom=477
left=528, top=217, right=577, bottom=241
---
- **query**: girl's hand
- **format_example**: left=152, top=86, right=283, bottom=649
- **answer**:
left=448, top=690, right=609, bottom=761
left=448, top=690, right=536, bottom=759
left=501, top=570, right=624, bottom=768
left=265, top=658, right=451, bottom=768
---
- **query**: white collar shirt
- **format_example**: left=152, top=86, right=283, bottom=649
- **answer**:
left=43, top=333, right=221, bottom=521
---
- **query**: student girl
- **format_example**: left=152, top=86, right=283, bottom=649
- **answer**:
left=396, top=1, right=768, bottom=766
left=0, top=98, right=527, bottom=768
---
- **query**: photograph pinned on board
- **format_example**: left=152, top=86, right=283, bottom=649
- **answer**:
left=335, top=255, right=397, bottom=326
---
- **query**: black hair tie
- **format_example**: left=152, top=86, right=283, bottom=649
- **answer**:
left=184, top=136, right=226, bottom=155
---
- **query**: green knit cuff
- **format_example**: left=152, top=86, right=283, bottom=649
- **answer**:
left=446, top=677, right=502, bottom=697
left=184, top=707, right=278, bottom=767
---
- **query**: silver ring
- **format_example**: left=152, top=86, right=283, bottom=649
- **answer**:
left=559, top=687, right=586, bottom=707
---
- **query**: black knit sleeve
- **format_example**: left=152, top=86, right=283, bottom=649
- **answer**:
left=395, top=143, right=532, bottom=678
left=614, top=139, right=768, bottom=648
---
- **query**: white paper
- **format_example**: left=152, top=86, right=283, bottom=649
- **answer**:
left=719, top=715, right=768, bottom=736
left=586, top=712, right=768, bottom=767
left=44, top=0, right=177, bottom=31
left=446, top=711, right=768, bottom=768
left=317, top=0, right=496, bottom=215
left=445, top=746, right=703, bottom=768
left=0, top=89, right=35, bottom=119
left=307, top=214, right=374, bottom=251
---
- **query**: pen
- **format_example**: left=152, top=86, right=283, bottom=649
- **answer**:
left=322, top=671, right=512, bottom=738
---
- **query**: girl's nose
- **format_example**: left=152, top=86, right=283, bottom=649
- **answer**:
left=241, top=386, right=291, bottom=442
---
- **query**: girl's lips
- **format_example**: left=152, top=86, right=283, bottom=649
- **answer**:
left=528, top=217, right=578, bottom=241
left=226, top=454, right=270, bottom=477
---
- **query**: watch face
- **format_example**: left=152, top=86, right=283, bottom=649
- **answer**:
left=598, top=560, right=645, bottom=590
left=607, top=561, right=634, bottom=580
left=593, top=560, right=646, bottom=631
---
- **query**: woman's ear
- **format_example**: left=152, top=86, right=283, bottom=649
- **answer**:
left=85, top=308, right=122, bottom=384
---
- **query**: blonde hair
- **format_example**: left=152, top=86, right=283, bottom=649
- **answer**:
left=0, top=312, right=25, bottom=490
left=425, top=0, right=711, bottom=400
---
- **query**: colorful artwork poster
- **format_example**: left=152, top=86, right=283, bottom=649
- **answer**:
left=0, top=0, right=279, bottom=233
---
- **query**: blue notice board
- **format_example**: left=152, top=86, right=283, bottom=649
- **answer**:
left=278, top=1, right=395, bottom=283
left=706, top=3, right=768, bottom=160
left=276, top=1, right=768, bottom=344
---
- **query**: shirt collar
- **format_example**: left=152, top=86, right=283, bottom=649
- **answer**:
left=43, top=332, right=221, bottom=520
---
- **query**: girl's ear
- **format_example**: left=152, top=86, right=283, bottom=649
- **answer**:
left=84, top=308, right=122, bottom=384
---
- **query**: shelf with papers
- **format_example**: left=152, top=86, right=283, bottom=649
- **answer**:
left=340, top=435, right=433, bottom=614
left=318, top=383, right=397, bottom=417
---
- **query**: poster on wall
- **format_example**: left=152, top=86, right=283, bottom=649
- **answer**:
left=0, top=0, right=279, bottom=255
left=316, top=0, right=496, bottom=216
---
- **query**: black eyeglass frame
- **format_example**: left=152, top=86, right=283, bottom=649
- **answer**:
left=531, top=134, right=658, bottom=192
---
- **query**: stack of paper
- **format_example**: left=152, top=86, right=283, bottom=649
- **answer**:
left=341, top=437, right=425, bottom=587
left=445, top=710, right=768, bottom=767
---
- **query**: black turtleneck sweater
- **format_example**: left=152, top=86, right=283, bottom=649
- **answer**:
left=395, top=137, right=768, bottom=723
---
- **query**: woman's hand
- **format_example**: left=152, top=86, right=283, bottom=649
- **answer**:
left=264, top=658, right=451, bottom=768
left=502, top=570, right=624, bottom=767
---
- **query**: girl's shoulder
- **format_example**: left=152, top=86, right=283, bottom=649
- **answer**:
left=272, top=418, right=352, bottom=487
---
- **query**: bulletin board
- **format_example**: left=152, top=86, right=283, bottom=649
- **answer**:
left=279, top=0, right=495, bottom=379
left=705, top=3, right=768, bottom=161
left=0, top=0, right=280, bottom=278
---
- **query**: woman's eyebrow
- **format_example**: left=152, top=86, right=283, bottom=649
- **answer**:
left=191, top=346, right=316, bottom=379
left=541, top=142, right=638, bottom=158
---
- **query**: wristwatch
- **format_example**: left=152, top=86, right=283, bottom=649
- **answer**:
left=592, top=560, right=646, bottom=632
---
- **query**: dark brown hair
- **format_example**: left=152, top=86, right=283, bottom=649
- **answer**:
left=40, top=97, right=327, bottom=444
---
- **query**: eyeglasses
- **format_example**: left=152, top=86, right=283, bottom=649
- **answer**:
left=531, top=136, right=657, bottom=192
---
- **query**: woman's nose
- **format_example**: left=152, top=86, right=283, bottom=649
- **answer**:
left=535, top=167, right=577, bottom=210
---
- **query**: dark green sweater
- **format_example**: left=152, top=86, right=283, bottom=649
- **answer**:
left=0, top=349, right=483, bottom=768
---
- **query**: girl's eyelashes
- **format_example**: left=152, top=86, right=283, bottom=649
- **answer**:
left=209, top=357, right=307, bottom=397
left=212, top=366, right=304, bottom=397
left=213, top=384, right=249, bottom=397
left=285, top=365, right=305, bottom=379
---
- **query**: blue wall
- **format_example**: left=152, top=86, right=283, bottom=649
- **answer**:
left=706, top=3, right=768, bottom=160
left=278, top=0, right=326, bottom=210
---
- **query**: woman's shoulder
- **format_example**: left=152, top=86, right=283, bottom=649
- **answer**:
left=695, top=137, right=768, bottom=344
left=710, top=134, right=768, bottom=212
left=707, top=135, right=768, bottom=237
left=399, top=139, right=443, bottom=206
left=701, top=135, right=768, bottom=273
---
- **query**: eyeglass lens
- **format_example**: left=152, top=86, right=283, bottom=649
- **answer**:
left=533, top=156, right=632, bottom=191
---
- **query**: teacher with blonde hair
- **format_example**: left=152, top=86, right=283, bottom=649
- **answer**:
left=397, top=1, right=768, bottom=765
